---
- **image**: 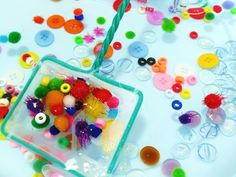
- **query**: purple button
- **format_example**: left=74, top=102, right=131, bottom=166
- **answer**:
left=147, top=10, right=164, bottom=25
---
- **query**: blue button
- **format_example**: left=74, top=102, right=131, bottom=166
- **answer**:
left=128, top=41, right=148, bottom=58
left=35, top=30, right=54, bottom=47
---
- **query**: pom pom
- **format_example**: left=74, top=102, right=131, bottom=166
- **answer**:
left=34, top=85, right=49, bottom=98
left=71, top=80, right=90, bottom=100
left=48, top=78, right=64, bottom=90
left=75, top=119, right=91, bottom=148
left=162, top=18, right=176, bottom=33
left=93, top=88, right=112, bottom=102
left=204, top=93, right=224, bottom=109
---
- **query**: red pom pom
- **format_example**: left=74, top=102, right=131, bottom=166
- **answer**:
left=0, top=106, right=9, bottom=119
left=93, top=88, right=112, bottom=102
left=33, top=16, right=44, bottom=24
left=71, top=80, right=90, bottom=100
left=50, top=104, right=64, bottom=115
left=204, top=93, right=224, bottom=109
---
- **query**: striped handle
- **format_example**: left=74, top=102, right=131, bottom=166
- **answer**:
left=92, top=0, right=131, bottom=71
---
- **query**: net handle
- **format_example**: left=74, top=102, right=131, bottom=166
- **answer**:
left=92, top=0, right=131, bottom=72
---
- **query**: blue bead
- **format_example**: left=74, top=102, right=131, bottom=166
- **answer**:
left=49, top=125, right=60, bottom=135
left=66, top=107, right=77, bottom=115
left=172, top=100, right=182, bottom=110
left=128, top=41, right=149, bottom=58
left=0, top=35, right=8, bottom=43
left=75, top=14, right=84, bottom=21
left=35, top=30, right=54, bottom=47
left=89, top=124, right=102, bottom=138
left=108, top=109, right=118, bottom=118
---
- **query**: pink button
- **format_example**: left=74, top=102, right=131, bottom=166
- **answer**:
left=187, top=75, right=197, bottom=85
left=146, top=10, right=164, bottom=25
left=153, top=73, right=174, bottom=91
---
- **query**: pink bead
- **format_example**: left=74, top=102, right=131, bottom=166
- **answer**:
left=5, top=84, right=15, bottom=94
left=161, top=159, right=181, bottom=177
left=95, top=118, right=106, bottom=129
left=187, top=75, right=197, bottom=85
left=9, top=141, right=20, bottom=148
left=51, top=173, right=64, bottom=177
left=106, top=96, right=119, bottom=108
left=44, top=129, right=52, bottom=139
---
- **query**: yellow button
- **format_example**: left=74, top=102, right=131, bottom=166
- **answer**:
left=180, top=12, right=190, bottom=19
left=81, top=58, right=92, bottom=67
left=180, top=89, right=191, bottom=99
left=198, top=53, right=219, bottom=69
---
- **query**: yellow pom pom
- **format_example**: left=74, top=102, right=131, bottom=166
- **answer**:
left=83, top=94, right=107, bottom=122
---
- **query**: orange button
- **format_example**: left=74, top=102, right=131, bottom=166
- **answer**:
left=64, top=19, right=84, bottom=34
left=93, top=43, right=113, bottom=59
left=47, top=15, right=65, bottom=29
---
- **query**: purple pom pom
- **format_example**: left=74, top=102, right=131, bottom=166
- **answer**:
left=26, top=96, right=44, bottom=113
left=75, top=119, right=91, bottom=148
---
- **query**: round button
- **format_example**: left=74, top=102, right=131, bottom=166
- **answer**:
left=35, top=30, right=55, bottom=47
left=116, top=58, right=133, bottom=73
left=153, top=73, right=174, bottom=91
left=47, top=15, right=65, bottom=29
left=64, top=19, right=84, bottom=34
left=141, top=30, right=157, bottom=43
left=146, top=10, right=164, bottom=25
left=73, top=45, right=90, bottom=58
left=128, top=41, right=149, bottom=58
left=198, top=53, right=219, bottom=69
left=135, top=67, right=151, bottom=81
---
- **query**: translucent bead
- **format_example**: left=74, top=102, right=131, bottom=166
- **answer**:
left=178, top=126, right=198, bottom=143
left=116, top=58, right=133, bottom=73
left=199, top=70, right=216, bottom=84
left=122, top=143, right=138, bottom=159
left=114, top=159, right=131, bottom=175
left=126, top=170, right=145, bottom=177
left=227, top=60, right=236, bottom=74
left=134, top=67, right=151, bottom=81
left=210, top=61, right=227, bottom=75
left=161, top=159, right=181, bottom=177
left=197, top=143, right=217, bottom=162
left=178, top=111, right=201, bottom=128
left=223, top=103, right=236, bottom=118
left=197, top=37, right=215, bottom=49
left=199, top=122, right=219, bottom=139
left=215, top=47, right=229, bottom=59
left=220, top=119, right=236, bottom=137
left=225, top=40, right=236, bottom=56
left=171, top=143, right=191, bottom=160
left=215, top=74, right=236, bottom=89
left=207, top=108, right=226, bottom=125
left=73, top=45, right=90, bottom=58
left=141, top=30, right=157, bottom=43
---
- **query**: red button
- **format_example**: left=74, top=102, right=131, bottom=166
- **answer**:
left=172, top=16, right=181, bottom=24
left=190, top=31, right=198, bottom=39
left=172, top=83, right=182, bottom=93
left=113, top=0, right=132, bottom=13
left=113, top=41, right=122, bottom=50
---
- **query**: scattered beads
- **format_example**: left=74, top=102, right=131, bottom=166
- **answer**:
left=140, top=146, right=160, bottom=166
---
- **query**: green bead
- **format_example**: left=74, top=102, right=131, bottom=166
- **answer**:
left=205, top=12, right=215, bottom=20
left=74, top=36, right=84, bottom=44
left=31, top=114, right=50, bottom=129
left=125, top=31, right=136, bottom=39
left=97, top=17, right=106, bottom=25
left=57, top=137, right=69, bottom=149
left=34, top=85, right=49, bottom=98
left=162, top=18, right=176, bottom=33
left=172, top=167, right=186, bottom=177
left=8, top=31, right=21, bottom=44
left=48, top=78, right=63, bottom=90
left=230, top=8, right=236, bottom=14
left=32, top=159, right=48, bottom=173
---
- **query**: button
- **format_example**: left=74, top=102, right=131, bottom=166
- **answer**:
left=172, top=83, right=182, bottom=93
left=147, top=57, right=156, bottom=65
left=146, top=10, right=164, bottom=25
left=141, top=30, right=157, bottom=43
left=64, top=19, right=84, bottom=34
left=187, top=75, right=197, bottom=85
left=116, top=58, right=133, bottom=73
left=128, top=41, right=148, bottom=58
left=135, top=66, right=151, bottom=81
left=153, top=73, right=174, bottom=91
left=73, top=44, right=90, bottom=58
left=198, top=53, right=219, bottom=69
left=172, top=100, right=182, bottom=110
left=174, top=64, right=194, bottom=79
left=35, top=30, right=55, bottom=47
left=47, top=15, right=65, bottom=29
left=5, top=69, right=25, bottom=86
left=99, top=60, right=115, bottom=74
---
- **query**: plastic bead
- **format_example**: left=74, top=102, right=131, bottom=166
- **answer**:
left=187, top=75, right=197, bottom=85
left=198, top=143, right=217, bottom=162
left=108, top=108, right=118, bottom=118
left=161, top=159, right=181, bottom=177
left=172, top=83, right=182, bottom=93
left=32, top=113, right=50, bottom=129
left=75, top=100, right=84, bottom=110
left=0, top=106, right=9, bottom=119
left=51, top=173, right=64, bottom=177
left=175, top=76, right=185, bottom=84
left=0, top=98, right=10, bottom=107
left=5, top=84, right=15, bottom=93
left=34, top=85, right=49, bottom=99
left=172, top=168, right=186, bottom=177
left=207, top=108, right=226, bottom=125
left=2, top=93, right=12, bottom=101
left=63, top=95, right=76, bottom=108
left=95, top=118, right=106, bottom=128
left=57, top=137, right=69, bottom=149
left=140, top=146, right=160, bottom=166
left=138, top=58, right=147, bottom=66
left=54, top=115, right=69, bottom=132
left=66, top=107, right=77, bottom=115
left=49, top=125, right=60, bottom=135
left=172, top=100, right=182, bottom=110
left=60, top=83, right=71, bottom=93
left=32, top=173, right=44, bottom=177
left=40, top=76, right=51, bottom=87
left=50, top=104, right=64, bottom=116
left=33, top=159, right=49, bottom=173
left=89, top=124, right=102, bottom=138
left=106, top=96, right=119, bottom=108
left=48, top=78, right=64, bottom=90
left=180, top=89, right=191, bottom=99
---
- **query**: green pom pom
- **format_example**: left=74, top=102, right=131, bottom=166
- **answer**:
left=74, top=36, right=84, bottom=44
left=125, top=31, right=136, bottom=39
left=172, top=167, right=186, bottom=177
left=33, top=159, right=49, bottom=173
left=8, top=32, right=21, bottom=44
left=34, top=85, right=49, bottom=98
left=162, top=18, right=176, bottom=33
left=97, top=17, right=106, bottom=25
left=205, top=12, right=215, bottom=20
left=31, top=114, right=50, bottom=129
left=48, top=78, right=63, bottom=90
left=57, top=137, right=69, bottom=149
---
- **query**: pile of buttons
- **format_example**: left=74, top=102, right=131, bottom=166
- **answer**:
left=26, top=75, right=120, bottom=151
